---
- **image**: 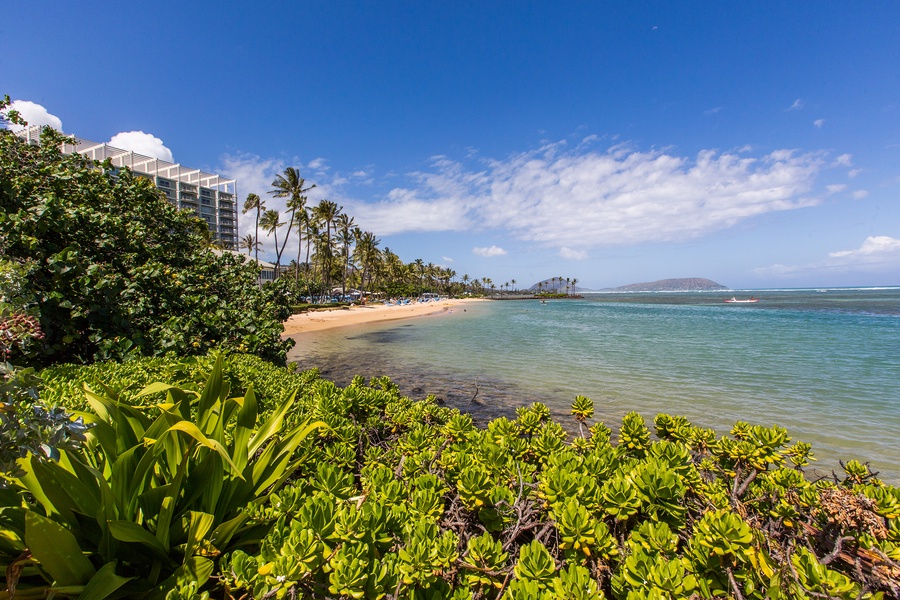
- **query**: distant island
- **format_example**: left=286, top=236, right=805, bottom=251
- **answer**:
left=599, top=277, right=728, bottom=292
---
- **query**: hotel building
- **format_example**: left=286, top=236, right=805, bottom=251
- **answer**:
left=15, top=125, right=238, bottom=249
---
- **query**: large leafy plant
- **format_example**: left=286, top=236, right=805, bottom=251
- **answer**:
left=2, top=354, right=323, bottom=598
left=6, top=356, right=900, bottom=599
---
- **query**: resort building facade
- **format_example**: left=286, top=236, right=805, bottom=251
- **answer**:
left=15, top=125, right=238, bottom=249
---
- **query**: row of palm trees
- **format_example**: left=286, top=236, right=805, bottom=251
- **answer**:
left=535, top=276, right=580, bottom=296
left=239, top=168, right=457, bottom=300
left=239, top=167, right=577, bottom=302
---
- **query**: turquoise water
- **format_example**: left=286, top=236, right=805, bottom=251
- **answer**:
left=288, top=288, right=900, bottom=482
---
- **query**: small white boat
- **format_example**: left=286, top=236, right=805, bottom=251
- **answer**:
left=724, top=297, right=759, bottom=303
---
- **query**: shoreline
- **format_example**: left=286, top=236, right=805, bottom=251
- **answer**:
left=280, top=297, right=488, bottom=336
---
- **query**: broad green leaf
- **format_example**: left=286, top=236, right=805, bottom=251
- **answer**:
left=78, top=561, right=134, bottom=599
left=30, top=454, right=100, bottom=521
left=184, top=511, right=215, bottom=560
left=248, top=390, right=297, bottom=455
left=134, top=381, right=181, bottom=399
left=145, top=556, right=215, bottom=600
left=108, top=520, right=170, bottom=561
left=196, top=353, right=226, bottom=433
left=160, top=421, right=243, bottom=479
left=231, top=385, right=258, bottom=474
left=77, top=415, right=119, bottom=465
left=155, top=450, right=191, bottom=550
left=25, top=511, right=96, bottom=586
left=14, top=458, right=55, bottom=518
left=207, top=512, right=248, bottom=551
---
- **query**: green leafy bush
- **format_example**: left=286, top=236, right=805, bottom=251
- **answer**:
left=3, top=354, right=322, bottom=598
left=3, top=357, right=899, bottom=599
left=0, top=121, right=293, bottom=366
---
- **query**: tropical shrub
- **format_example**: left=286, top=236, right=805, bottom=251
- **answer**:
left=0, top=111, right=293, bottom=366
left=2, top=354, right=323, bottom=598
left=3, top=354, right=899, bottom=598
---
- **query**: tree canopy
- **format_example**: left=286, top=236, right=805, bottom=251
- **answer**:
left=0, top=117, right=293, bottom=366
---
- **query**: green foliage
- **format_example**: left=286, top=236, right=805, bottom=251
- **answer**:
left=1, top=365, right=85, bottom=478
left=3, top=351, right=897, bottom=599
left=619, top=411, right=651, bottom=456
left=2, top=354, right=323, bottom=597
left=0, top=125, right=293, bottom=366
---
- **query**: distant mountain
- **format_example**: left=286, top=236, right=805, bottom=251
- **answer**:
left=600, top=278, right=728, bottom=292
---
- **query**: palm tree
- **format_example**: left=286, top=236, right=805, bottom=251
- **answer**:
left=259, top=209, right=284, bottom=275
left=511, top=279, right=517, bottom=293
left=312, top=199, right=341, bottom=301
left=242, top=193, right=264, bottom=263
left=335, top=213, right=356, bottom=296
left=292, top=207, right=310, bottom=285
left=269, top=167, right=315, bottom=277
left=414, top=259, right=425, bottom=297
left=353, top=230, right=380, bottom=295
left=239, top=234, right=258, bottom=257
left=462, top=274, right=470, bottom=295
left=571, top=277, right=578, bottom=296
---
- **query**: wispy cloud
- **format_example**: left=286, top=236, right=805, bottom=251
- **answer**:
left=814, top=119, right=825, bottom=128
left=833, top=153, right=853, bottom=167
left=704, top=106, right=723, bottom=115
left=2, top=100, right=63, bottom=132
left=221, top=138, right=844, bottom=262
left=788, top=98, right=805, bottom=111
left=388, top=143, right=827, bottom=252
left=307, top=157, right=329, bottom=171
left=852, top=190, right=869, bottom=200
left=828, top=236, right=900, bottom=261
left=473, top=245, right=507, bottom=257
left=755, top=236, right=900, bottom=277
left=559, top=247, right=589, bottom=260
left=219, top=153, right=287, bottom=255
left=109, top=131, right=174, bottom=162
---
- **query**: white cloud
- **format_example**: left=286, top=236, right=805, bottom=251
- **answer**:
left=826, top=184, right=846, bottom=194
left=2, top=100, right=63, bottom=132
left=307, top=157, right=328, bottom=171
left=442, top=256, right=454, bottom=263
left=347, top=189, right=470, bottom=235
left=704, top=106, right=723, bottom=115
left=834, top=153, right=853, bottom=167
left=473, top=245, right=507, bottom=257
left=814, top=119, right=825, bottom=128
left=852, top=190, right=869, bottom=200
left=755, top=236, right=900, bottom=278
left=218, top=153, right=287, bottom=257
left=559, top=247, right=589, bottom=260
left=108, top=131, right=174, bottom=162
left=848, top=169, right=863, bottom=179
left=828, top=236, right=900, bottom=260
left=398, top=144, right=825, bottom=251
left=220, top=138, right=839, bottom=260
left=788, top=98, right=805, bottom=111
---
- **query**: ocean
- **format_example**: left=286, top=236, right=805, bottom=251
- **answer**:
left=287, top=288, right=900, bottom=483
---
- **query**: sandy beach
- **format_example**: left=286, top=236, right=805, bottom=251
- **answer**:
left=281, top=298, right=488, bottom=336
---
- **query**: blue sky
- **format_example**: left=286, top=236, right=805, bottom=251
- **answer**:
left=4, top=2, right=899, bottom=289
